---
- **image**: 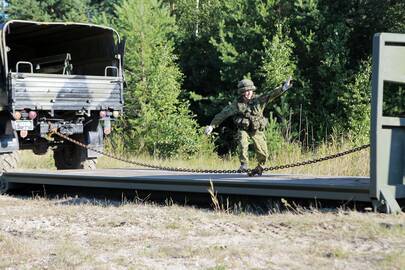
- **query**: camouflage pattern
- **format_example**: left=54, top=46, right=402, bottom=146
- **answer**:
left=210, top=84, right=287, bottom=166
left=238, top=130, right=268, bottom=166
left=237, top=79, right=256, bottom=94
left=210, top=85, right=285, bottom=129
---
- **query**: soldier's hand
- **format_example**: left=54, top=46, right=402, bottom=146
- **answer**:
left=205, top=125, right=214, bottom=135
left=282, top=76, right=293, bottom=91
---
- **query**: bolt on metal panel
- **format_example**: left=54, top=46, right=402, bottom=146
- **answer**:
left=371, top=33, right=405, bottom=213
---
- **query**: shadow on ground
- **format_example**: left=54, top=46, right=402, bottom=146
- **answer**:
left=5, top=183, right=381, bottom=214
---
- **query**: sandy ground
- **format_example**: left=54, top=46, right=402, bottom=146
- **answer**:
left=0, top=194, right=404, bottom=270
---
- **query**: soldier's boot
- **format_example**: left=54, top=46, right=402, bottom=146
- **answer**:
left=238, top=162, right=248, bottom=172
left=248, top=165, right=264, bottom=177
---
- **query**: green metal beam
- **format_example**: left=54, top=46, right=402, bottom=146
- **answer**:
left=371, top=33, right=405, bottom=213
left=1, top=170, right=371, bottom=202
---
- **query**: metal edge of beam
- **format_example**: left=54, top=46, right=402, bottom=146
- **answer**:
left=1, top=172, right=371, bottom=202
left=1, top=172, right=370, bottom=191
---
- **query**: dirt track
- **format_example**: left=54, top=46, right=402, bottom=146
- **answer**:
left=0, top=194, right=404, bottom=270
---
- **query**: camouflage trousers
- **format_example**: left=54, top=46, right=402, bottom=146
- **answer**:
left=237, top=130, right=268, bottom=167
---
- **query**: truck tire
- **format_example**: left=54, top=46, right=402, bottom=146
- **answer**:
left=0, top=152, right=19, bottom=193
left=82, top=158, right=97, bottom=170
left=0, top=152, right=19, bottom=172
left=0, top=178, right=7, bottom=193
left=53, top=143, right=97, bottom=170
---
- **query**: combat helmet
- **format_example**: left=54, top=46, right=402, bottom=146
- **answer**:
left=237, top=79, right=256, bottom=95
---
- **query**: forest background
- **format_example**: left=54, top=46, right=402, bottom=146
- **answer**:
left=2, top=0, right=405, bottom=161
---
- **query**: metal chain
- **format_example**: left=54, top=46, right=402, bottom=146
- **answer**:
left=50, top=129, right=370, bottom=174
left=263, top=143, right=370, bottom=171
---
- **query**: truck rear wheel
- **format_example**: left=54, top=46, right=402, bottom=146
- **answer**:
left=82, top=158, right=97, bottom=170
left=0, top=178, right=9, bottom=193
left=0, top=152, right=20, bottom=193
left=53, top=143, right=97, bottom=170
left=0, top=152, right=19, bottom=172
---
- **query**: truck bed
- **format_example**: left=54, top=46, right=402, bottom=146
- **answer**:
left=9, top=73, right=123, bottom=111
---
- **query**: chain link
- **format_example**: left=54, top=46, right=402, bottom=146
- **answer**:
left=50, top=129, right=370, bottom=174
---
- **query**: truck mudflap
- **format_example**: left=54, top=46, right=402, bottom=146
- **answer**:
left=86, top=123, right=104, bottom=158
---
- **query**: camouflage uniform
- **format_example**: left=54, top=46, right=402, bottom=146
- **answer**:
left=209, top=80, right=287, bottom=168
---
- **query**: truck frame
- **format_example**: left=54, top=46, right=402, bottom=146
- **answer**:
left=0, top=20, right=125, bottom=170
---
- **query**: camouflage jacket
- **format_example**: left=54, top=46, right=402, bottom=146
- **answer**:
left=210, top=86, right=285, bottom=131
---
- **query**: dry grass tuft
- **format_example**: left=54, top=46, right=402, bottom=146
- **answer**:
left=208, top=180, right=221, bottom=212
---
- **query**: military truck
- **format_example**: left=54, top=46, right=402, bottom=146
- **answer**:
left=0, top=20, right=125, bottom=171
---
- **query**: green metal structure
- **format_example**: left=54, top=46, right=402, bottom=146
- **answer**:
left=371, top=33, right=405, bottom=213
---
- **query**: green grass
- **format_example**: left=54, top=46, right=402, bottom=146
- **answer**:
left=18, top=139, right=369, bottom=176
left=378, top=251, right=405, bottom=270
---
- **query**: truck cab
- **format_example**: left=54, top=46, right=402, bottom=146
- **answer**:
left=0, top=20, right=125, bottom=170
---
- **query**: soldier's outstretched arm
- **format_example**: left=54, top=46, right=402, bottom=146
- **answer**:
left=258, top=76, right=293, bottom=104
left=210, top=101, right=238, bottom=128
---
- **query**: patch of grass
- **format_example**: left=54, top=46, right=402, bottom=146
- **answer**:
left=378, top=251, right=405, bottom=270
left=17, top=138, right=370, bottom=176
left=0, top=232, right=39, bottom=268
left=51, top=238, right=94, bottom=268
left=156, top=245, right=194, bottom=258
left=165, top=222, right=180, bottom=230
left=347, top=218, right=405, bottom=240
left=19, top=150, right=55, bottom=170
left=376, top=222, right=405, bottom=237
left=308, top=242, right=351, bottom=261
left=88, top=233, right=124, bottom=249
left=324, top=247, right=349, bottom=259
left=208, top=265, right=227, bottom=270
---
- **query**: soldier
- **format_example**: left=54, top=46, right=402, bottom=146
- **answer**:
left=205, top=77, right=293, bottom=176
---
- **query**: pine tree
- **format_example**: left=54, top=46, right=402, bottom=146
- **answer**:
left=210, top=0, right=280, bottom=91
left=340, top=59, right=371, bottom=144
left=114, top=0, right=210, bottom=158
left=260, top=23, right=297, bottom=141
left=88, top=0, right=120, bottom=23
